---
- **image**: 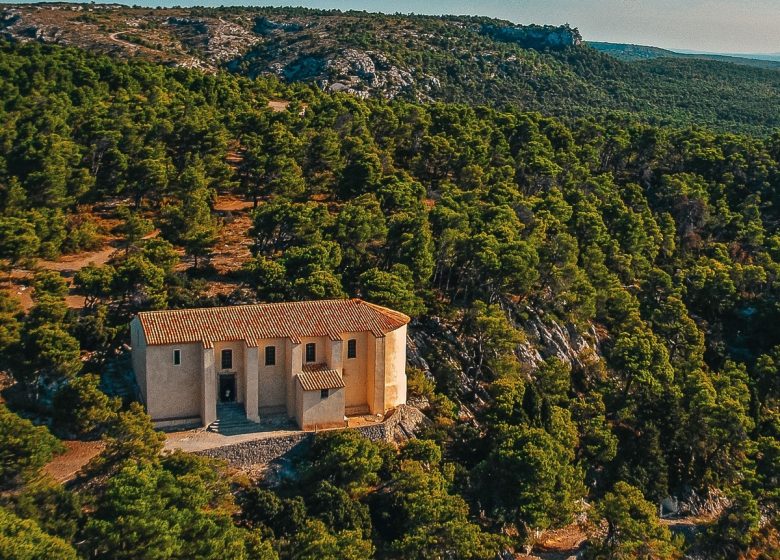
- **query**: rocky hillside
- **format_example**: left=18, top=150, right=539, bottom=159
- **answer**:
left=3, top=3, right=780, bottom=133
left=0, top=4, right=579, bottom=101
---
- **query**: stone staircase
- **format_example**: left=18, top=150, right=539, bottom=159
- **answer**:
left=208, top=403, right=261, bottom=436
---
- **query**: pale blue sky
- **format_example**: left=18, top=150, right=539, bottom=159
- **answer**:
left=6, top=0, right=779, bottom=53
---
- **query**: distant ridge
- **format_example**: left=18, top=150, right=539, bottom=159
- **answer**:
left=590, top=41, right=780, bottom=70
left=676, top=49, right=780, bottom=63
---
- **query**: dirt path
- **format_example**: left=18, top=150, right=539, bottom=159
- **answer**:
left=8, top=242, right=119, bottom=311
left=108, top=31, right=140, bottom=50
left=534, top=524, right=588, bottom=559
left=40, top=244, right=118, bottom=275
left=215, top=196, right=254, bottom=212
left=44, top=440, right=104, bottom=483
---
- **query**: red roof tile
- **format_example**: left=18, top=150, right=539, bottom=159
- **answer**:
left=136, top=299, right=409, bottom=347
left=298, top=364, right=345, bottom=391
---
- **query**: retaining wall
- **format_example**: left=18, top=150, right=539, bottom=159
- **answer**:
left=194, top=404, right=428, bottom=467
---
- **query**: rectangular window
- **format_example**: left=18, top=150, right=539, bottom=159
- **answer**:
left=221, top=349, right=233, bottom=370
left=305, top=343, right=316, bottom=363
left=347, top=339, right=357, bottom=359
left=265, top=346, right=276, bottom=366
left=320, top=389, right=329, bottom=399
left=173, top=349, right=181, bottom=366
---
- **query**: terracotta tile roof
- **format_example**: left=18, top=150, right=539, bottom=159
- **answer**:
left=298, top=364, right=345, bottom=391
left=136, top=299, right=410, bottom=347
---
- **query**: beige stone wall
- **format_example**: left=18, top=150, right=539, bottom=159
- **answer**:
left=289, top=335, right=327, bottom=419
left=285, top=340, right=301, bottom=416
left=130, top=318, right=148, bottom=404
left=299, top=336, right=328, bottom=366
left=257, top=337, right=288, bottom=411
left=295, top=383, right=346, bottom=430
left=244, top=345, right=259, bottom=422
left=366, top=333, right=385, bottom=414
left=383, top=324, right=408, bottom=409
left=324, top=337, right=342, bottom=371
left=145, top=342, right=202, bottom=421
left=213, top=340, right=245, bottom=404
left=201, top=346, right=216, bottom=426
left=341, top=331, right=369, bottom=409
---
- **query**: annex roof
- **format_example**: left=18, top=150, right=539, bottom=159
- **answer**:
left=135, top=299, right=410, bottom=347
left=298, top=364, right=345, bottom=391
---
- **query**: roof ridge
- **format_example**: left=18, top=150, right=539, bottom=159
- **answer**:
left=136, top=299, right=410, bottom=346
left=138, top=298, right=357, bottom=317
left=358, top=300, right=412, bottom=324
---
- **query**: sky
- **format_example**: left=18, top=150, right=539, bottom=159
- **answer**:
left=5, top=0, right=779, bottom=54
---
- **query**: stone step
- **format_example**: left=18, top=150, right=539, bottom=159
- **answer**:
left=208, top=404, right=263, bottom=435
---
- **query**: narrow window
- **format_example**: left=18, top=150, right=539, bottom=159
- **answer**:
left=265, top=345, right=276, bottom=366
left=320, top=389, right=329, bottom=399
left=347, top=339, right=357, bottom=359
left=173, top=349, right=181, bottom=366
left=221, top=349, right=233, bottom=370
left=305, top=343, right=316, bottom=363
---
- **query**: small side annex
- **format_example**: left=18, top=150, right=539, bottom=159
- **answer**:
left=129, top=299, right=410, bottom=430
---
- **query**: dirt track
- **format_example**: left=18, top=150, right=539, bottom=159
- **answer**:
left=44, top=440, right=104, bottom=482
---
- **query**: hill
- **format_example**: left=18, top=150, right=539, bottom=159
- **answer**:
left=3, top=3, right=780, bottom=134
left=591, top=41, right=780, bottom=70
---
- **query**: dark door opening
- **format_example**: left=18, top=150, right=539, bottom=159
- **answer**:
left=219, top=374, right=236, bottom=403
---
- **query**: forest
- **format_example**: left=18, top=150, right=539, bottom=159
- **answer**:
left=0, top=38, right=779, bottom=558
left=4, top=4, right=780, bottom=135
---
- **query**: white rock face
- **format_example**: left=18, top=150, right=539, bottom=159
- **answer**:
left=314, top=49, right=434, bottom=100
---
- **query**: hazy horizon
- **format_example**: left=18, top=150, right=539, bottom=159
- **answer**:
left=1, top=0, right=778, bottom=54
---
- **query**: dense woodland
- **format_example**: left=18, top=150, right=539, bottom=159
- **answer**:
left=1, top=38, right=779, bottom=558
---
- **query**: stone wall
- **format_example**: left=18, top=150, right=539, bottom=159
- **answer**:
left=194, top=404, right=429, bottom=468
left=195, top=432, right=309, bottom=467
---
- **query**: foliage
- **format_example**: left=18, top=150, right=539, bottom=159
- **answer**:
left=52, top=374, right=120, bottom=438
left=585, top=481, right=681, bottom=559
left=301, top=430, right=387, bottom=494
left=88, top=402, right=165, bottom=475
left=83, top=456, right=266, bottom=560
left=0, top=405, right=62, bottom=489
left=0, top=507, right=78, bottom=560
left=0, top=34, right=778, bottom=558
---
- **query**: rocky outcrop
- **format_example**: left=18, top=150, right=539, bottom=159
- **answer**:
left=406, top=308, right=604, bottom=460
left=482, top=23, right=582, bottom=50
left=253, top=17, right=304, bottom=34
left=267, top=48, right=434, bottom=101
left=509, top=305, right=602, bottom=372
left=0, top=6, right=580, bottom=103
left=166, top=16, right=260, bottom=64
left=409, top=304, right=603, bottom=405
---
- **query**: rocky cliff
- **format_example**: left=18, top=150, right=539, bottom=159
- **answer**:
left=408, top=303, right=603, bottom=417
left=482, top=23, right=582, bottom=50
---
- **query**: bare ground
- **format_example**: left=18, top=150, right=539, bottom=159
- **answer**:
left=5, top=194, right=257, bottom=309
left=44, top=440, right=105, bottom=483
left=8, top=241, right=118, bottom=311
